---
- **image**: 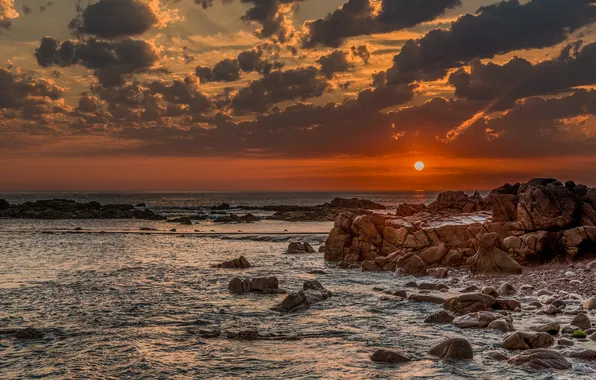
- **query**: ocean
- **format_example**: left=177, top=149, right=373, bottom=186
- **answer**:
left=0, top=192, right=590, bottom=379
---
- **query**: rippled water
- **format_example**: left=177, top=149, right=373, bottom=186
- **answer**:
left=1, top=195, right=595, bottom=379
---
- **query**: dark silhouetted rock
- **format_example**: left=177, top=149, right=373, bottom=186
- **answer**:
left=273, top=280, right=331, bottom=313
left=444, top=294, right=496, bottom=315
left=503, top=332, right=554, bottom=350
left=216, top=256, right=251, bottom=269
left=370, top=349, right=411, bottom=364
left=429, top=338, right=473, bottom=360
left=508, top=349, right=571, bottom=370
left=287, top=242, right=316, bottom=254
left=424, top=310, right=455, bottom=324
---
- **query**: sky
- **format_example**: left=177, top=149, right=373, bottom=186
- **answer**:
left=1, top=0, right=596, bottom=191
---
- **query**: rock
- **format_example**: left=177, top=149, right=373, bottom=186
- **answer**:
left=444, top=294, right=496, bottom=315
left=467, top=233, right=523, bottom=277
left=499, top=282, right=517, bottom=296
left=486, top=194, right=518, bottom=222
left=419, top=244, right=449, bottom=265
left=408, top=294, right=445, bottom=305
left=426, top=268, right=449, bottom=278
left=324, top=226, right=353, bottom=262
left=418, top=282, right=448, bottom=291
left=572, top=330, right=587, bottom=338
left=287, top=242, right=316, bottom=254
left=589, top=332, right=596, bottom=341
left=488, top=319, right=516, bottom=332
left=583, top=297, right=596, bottom=310
left=428, top=338, right=473, bottom=360
left=517, top=183, right=579, bottom=231
left=272, top=280, right=331, bottom=313
left=226, top=330, right=259, bottom=340
left=216, top=256, right=251, bottom=269
left=395, top=252, right=427, bottom=277
left=0, top=199, right=9, bottom=210
left=0, top=327, right=45, bottom=340
left=508, top=349, right=571, bottom=370
left=326, top=197, right=386, bottom=210
left=370, top=349, right=411, bottom=364
left=570, top=314, right=592, bottom=330
left=424, top=310, right=455, bottom=324
left=459, top=285, right=479, bottom=293
left=558, top=338, right=574, bottom=346
left=250, top=277, right=283, bottom=294
left=481, top=286, right=499, bottom=298
left=494, top=299, right=521, bottom=311
left=503, top=332, right=554, bottom=350
left=544, top=305, right=559, bottom=315
left=530, top=323, right=560, bottom=335
left=566, top=349, right=596, bottom=360
left=486, top=351, right=509, bottom=361
left=452, top=311, right=502, bottom=329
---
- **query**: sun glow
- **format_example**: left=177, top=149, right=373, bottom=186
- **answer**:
left=414, top=161, right=425, bottom=171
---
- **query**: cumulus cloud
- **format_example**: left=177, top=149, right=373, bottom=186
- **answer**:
left=0, top=0, right=18, bottom=30
left=383, top=0, right=596, bottom=85
left=35, top=37, right=160, bottom=87
left=448, top=41, right=596, bottom=109
left=302, top=0, right=461, bottom=48
left=317, top=50, right=352, bottom=79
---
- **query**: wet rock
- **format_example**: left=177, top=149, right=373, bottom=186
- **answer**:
left=499, top=282, right=517, bottom=296
left=287, top=242, right=316, bottom=254
left=508, top=349, right=571, bottom=370
left=424, top=310, right=454, bottom=324
left=228, top=277, right=283, bottom=295
left=494, top=299, right=521, bottom=311
left=216, top=256, right=251, bottom=269
left=444, top=294, right=496, bottom=315
left=419, top=244, right=448, bottom=265
left=404, top=281, right=418, bottom=288
left=566, top=349, right=596, bottom=361
left=226, top=330, right=259, bottom=340
left=467, top=233, right=523, bottom=277
left=486, top=351, right=509, bottom=361
left=228, top=278, right=252, bottom=294
left=530, top=323, right=560, bottom=335
left=452, top=311, right=502, bottom=329
left=488, top=319, right=516, bottom=332
left=426, top=268, right=449, bottom=279
left=481, top=286, right=499, bottom=298
left=370, top=349, right=411, bottom=364
left=197, top=329, right=221, bottom=339
left=459, top=285, right=479, bottom=293
left=558, top=338, right=574, bottom=346
left=428, top=338, right=473, bottom=360
left=589, top=332, right=596, bottom=341
left=272, top=280, right=331, bottom=313
left=583, top=297, right=596, bottom=310
left=395, top=252, right=427, bottom=277
left=562, top=326, right=580, bottom=334
left=418, top=282, right=448, bottom=291
left=408, top=294, right=445, bottom=305
left=570, top=314, right=592, bottom=330
left=0, top=327, right=44, bottom=340
left=503, top=332, right=554, bottom=350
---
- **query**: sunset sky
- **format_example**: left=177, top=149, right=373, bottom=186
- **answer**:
left=1, top=0, right=596, bottom=191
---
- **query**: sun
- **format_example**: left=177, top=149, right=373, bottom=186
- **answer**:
left=414, top=161, right=425, bottom=171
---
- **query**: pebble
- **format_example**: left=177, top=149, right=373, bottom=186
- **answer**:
left=558, top=338, right=574, bottom=346
left=537, top=289, right=554, bottom=297
left=564, top=271, right=577, bottom=277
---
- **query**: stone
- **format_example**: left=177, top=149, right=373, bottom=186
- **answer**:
left=558, top=338, right=574, bottom=346
left=517, top=183, right=579, bottom=231
left=488, top=319, right=516, bottom=332
left=486, top=351, right=509, bottom=361
left=503, top=332, right=554, bottom=350
left=419, top=244, right=449, bottom=265
left=426, top=268, right=449, bottom=279
left=452, top=312, right=502, bottom=329
left=370, top=349, right=411, bottom=364
left=424, top=310, right=455, bottom=324
left=287, top=242, right=316, bottom=254
left=228, top=277, right=252, bottom=294
left=530, top=323, right=560, bottom=335
left=216, top=256, right=251, bottom=269
left=324, top=226, right=352, bottom=262
left=570, top=314, right=592, bottom=330
left=481, top=286, right=499, bottom=298
left=408, top=294, right=445, bottom=305
left=589, top=332, right=596, bottom=341
left=566, top=349, right=596, bottom=361
left=508, top=349, right=571, bottom=370
left=444, top=294, right=496, bottom=315
left=486, top=193, right=518, bottom=222
left=395, top=252, right=427, bottom=277
left=418, top=282, right=448, bottom=291
left=583, top=297, right=596, bottom=310
left=499, top=282, right=517, bottom=296
left=467, top=233, right=523, bottom=277
left=494, top=299, right=521, bottom=311
left=428, top=338, right=473, bottom=360
left=272, top=280, right=332, bottom=313
left=250, top=277, right=282, bottom=294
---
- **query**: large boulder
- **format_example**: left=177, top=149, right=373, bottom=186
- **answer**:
left=395, top=252, right=427, bottom=277
left=486, top=194, right=518, bottom=222
left=350, top=215, right=383, bottom=246
left=517, top=182, right=580, bottom=231
left=503, top=332, right=554, bottom=350
left=324, top=226, right=352, bottom=262
left=444, top=294, right=496, bottom=315
left=429, top=338, right=473, bottom=360
left=272, top=280, right=331, bottom=313
left=429, top=191, right=485, bottom=213
left=508, top=349, right=571, bottom=370
left=419, top=244, right=449, bottom=265
left=467, top=233, right=523, bottom=277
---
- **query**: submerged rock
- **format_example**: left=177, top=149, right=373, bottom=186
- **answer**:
left=424, top=310, right=454, bottom=324
left=228, top=277, right=284, bottom=295
left=272, top=280, right=332, bottom=313
left=429, top=338, right=473, bottom=360
left=370, top=349, right=411, bottom=364
left=0, top=327, right=44, bottom=340
left=452, top=311, right=503, bottom=329
left=408, top=294, right=445, bottom=305
left=530, top=323, right=560, bottom=335
left=503, top=332, right=554, bottom=350
left=287, top=242, right=316, bottom=254
left=508, top=349, right=571, bottom=370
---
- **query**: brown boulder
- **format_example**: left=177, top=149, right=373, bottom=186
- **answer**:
left=370, top=349, right=411, bottom=363
left=503, top=332, right=554, bottom=350
left=419, top=244, right=449, bottom=265
left=424, top=310, right=455, bottom=324
left=395, top=252, right=427, bottom=277
left=429, top=338, right=473, bottom=360
left=324, top=226, right=352, bottom=262
left=486, top=193, right=518, bottom=222
left=444, top=294, right=496, bottom=315
left=452, top=311, right=503, bottom=329
left=467, top=233, right=523, bottom=277
left=508, top=349, right=571, bottom=370
left=517, top=183, right=579, bottom=231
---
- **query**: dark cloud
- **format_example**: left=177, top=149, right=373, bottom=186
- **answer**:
left=384, top=0, right=596, bottom=85
left=448, top=41, right=596, bottom=109
left=317, top=50, right=351, bottom=79
left=231, top=66, right=329, bottom=113
left=35, top=37, right=159, bottom=87
left=302, top=0, right=461, bottom=48
left=70, top=0, right=159, bottom=39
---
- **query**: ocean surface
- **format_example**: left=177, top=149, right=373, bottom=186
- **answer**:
left=1, top=192, right=594, bottom=379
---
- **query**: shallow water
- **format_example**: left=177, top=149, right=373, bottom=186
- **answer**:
left=1, top=196, right=595, bottom=379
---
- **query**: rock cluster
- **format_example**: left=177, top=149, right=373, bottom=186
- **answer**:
left=228, top=277, right=285, bottom=294
left=272, top=280, right=331, bottom=313
left=0, top=199, right=164, bottom=220
left=324, top=178, right=596, bottom=273
left=215, top=256, right=251, bottom=269
left=287, top=242, right=316, bottom=254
